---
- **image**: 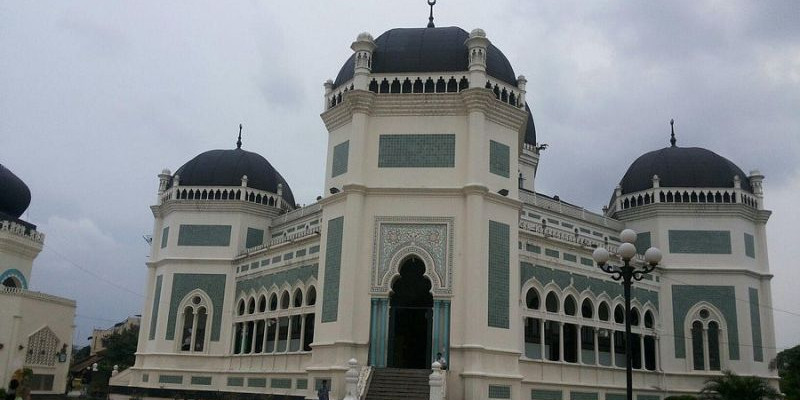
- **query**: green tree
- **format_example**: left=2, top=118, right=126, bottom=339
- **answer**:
left=700, top=370, right=780, bottom=400
left=101, top=325, right=139, bottom=370
left=772, top=344, right=800, bottom=400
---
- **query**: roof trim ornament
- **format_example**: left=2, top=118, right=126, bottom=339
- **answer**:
left=427, top=0, right=436, bottom=28
left=237, top=123, right=243, bottom=149
left=669, top=118, right=676, bottom=147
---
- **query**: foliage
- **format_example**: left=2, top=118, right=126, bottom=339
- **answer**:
left=101, top=325, right=140, bottom=371
left=666, top=396, right=698, bottom=400
left=700, top=370, right=780, bottom=400
left=772, top=344, right=800, bottom=400
left=72, top=344, right=91, bottom=363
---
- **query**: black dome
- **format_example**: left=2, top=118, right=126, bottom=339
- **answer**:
left=0, top=164, right=32, bottom=220
left=334, top=26, right=536, bottom=145
left=170, top=149, right=296, bottom=206
left=619, top=146, right=752, bottom=195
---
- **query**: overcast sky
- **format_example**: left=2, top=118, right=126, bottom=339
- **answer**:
left=1, top=1, right=798, bottom=352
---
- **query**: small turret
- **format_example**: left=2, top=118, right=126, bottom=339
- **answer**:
left=350, top=32, right=376, bottom=90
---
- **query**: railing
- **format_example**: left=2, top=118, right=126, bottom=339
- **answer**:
left=0, top=286, right=76, bottom=306
left=159, top=186, right=293, bottom=210
left=0, top=219, right=44, bottom=243
left=611, top=187, right=759, bottom=213
left=519, top=191, right=623, bottom=230
left=270, top=203, right=322, bottom=226
left=236, top=226, right=321, bottom=257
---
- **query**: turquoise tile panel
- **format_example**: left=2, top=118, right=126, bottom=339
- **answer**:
left=563, top=253, right=577, bottom=262
left=141, top=374, right=148, bottom=382
left=177, top=224, right=231, bottom=246
left=235, top=264, right=318, bottom=294
left=322, top=217, right=344, bottom=322
left=148, top=275, right=163, bottom=340
left=248, top=378, right=266, bottom=388
left=190, top=376, right=211, bottom=385
left=668, top=230, right=731, bottom=254
left=488, top=221, right=510, bottom=328
left=246, top=228, right=264, bottom=248
left=571, top=392, right=598, bottom=400
left=158, top=375, right=183, bottom=384
left=672, top=285, right=739, bottom=359
left=296, top=249, right=307, bottom=257
left=489, top=385, right=511, bottom=399
left=532, top=389, right=563, bottom=400
left=378, top=134, right=455, bottom=168
left=489, top=140, right=510, bottom=178
left=296, top=379, right=308, bottom=389
left=744, top=233, right=755, bottom=258
left=749, top=287, right=763, bottom=361
left=310, top=245, right=320, bottom=254
left=227, top=377, right=244, bottom=387
left=580, top=257, right=594, bottom=267
left=271, top=378, right=291, bottom=389
left=545, top=249, right=560, bottom=258
left=332, top=140, right=350, bottom=177
left=166, top=273, right=226, bottom=341
left=160, top=227, right=169, bottom=248
left=635, top=232, right=651, bottom=254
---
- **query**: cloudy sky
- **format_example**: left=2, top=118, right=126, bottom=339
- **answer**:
left=2, top=1, right=798, bottom=352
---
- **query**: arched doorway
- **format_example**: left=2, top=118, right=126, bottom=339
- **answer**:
left=387, top=256, right=433, bottom=369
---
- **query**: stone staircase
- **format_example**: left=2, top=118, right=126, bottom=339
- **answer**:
left=365, top=368, right=431, bottom=400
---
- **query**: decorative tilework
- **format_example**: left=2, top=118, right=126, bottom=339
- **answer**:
left=580, top=257, right=594, bottom=267
left=332, top=140, right=350, bottom=177
left=0, top=268, right=27, bottom=289
left=563, top=253, right=577, bottom=262
left=545, top=249, right=560, bottom=258
left=668, top=230, right=731, bottom=254
left=532, top=389, right=563, bottom=400
left=284, top=252, right=294, bottom=260
left=236, top=264, right=318, bottom=294
left=372, top=217, right=454, bottom=295
left=296, top=379, right=308, bottom=389
left=744, top=233, right=755, bottom=258
left=322, top=217, right=344, bottom=322
left=246, top=228, right=264, bottom=249
left=525, top=243, right=539, bottom=253
left=571, top=392, right=598, bottom=400
left=190, top=376, right=212, bottom=385
left=378, top=134, right=455, bottom=168
left=227, top=377, right=244, bottom=387
left=635, top=232, right=651, bottom=253
left=271, top=378, right=292, bottom=389
left=671, top=285, right=739, bottom=360
left=488, top=220, right=510, bottom=329
left=177, top=224, right=231, bottom=247
left=272, top=255, right=282, bottom=263
left=296, top=249, right=307, bottom=257
left=158, top=375, right=183, bottom=384
left=749, top=287, right=764, bottom=361
left=166, top=274, right=226, bottom=341
left=310, top=245, right=320, bottom=254
left=489, top=140, right=510, bottom=178
left=247, top=378, right=266, bottom=388
left=160, top=227, right=169, bottom=248
left=521, top=263, right=659, bottom=309
left=489, top=385, right=511, bottom=399
left=148, top=275, right=163, bottom=340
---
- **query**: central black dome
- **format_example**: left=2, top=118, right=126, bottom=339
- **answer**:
left=170, top=149, right=296, bottom=206
left=0, top=164, right=32, bottom=220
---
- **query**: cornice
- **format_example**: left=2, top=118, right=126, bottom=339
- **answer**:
left=152, top=200, right=283, bottom=219
left=613, top=203, right=771, bottom=224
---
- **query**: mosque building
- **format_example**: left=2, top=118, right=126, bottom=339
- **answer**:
left=0, top=164, right=76, bottom=396
left=109, top=11, right=778, bottom=400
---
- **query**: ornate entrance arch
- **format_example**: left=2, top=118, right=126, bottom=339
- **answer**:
left=387, top=256, right=433, bottom=369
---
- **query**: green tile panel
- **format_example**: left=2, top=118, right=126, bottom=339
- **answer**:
left=296, top=249, right=307, bottom=257
left=532, top=389, right=563, bottom=400
left=489, top=385, right=511, bottom=399
left=749, top=287, right=764, bottom=361
left=332, top=140, right=350, bottom=177
left=246, top=228, right=264, bottom=248
left=148, top=275, right=163, bottom=340
left=166, top=273, right=226, bottom=341
left=272, top=255, right=282, bottom=263
left=160, top=227, right=169, bottom=248
left=158, top=375, right=183, bottom=384
left=322, top=217, right=344, bottom=322
left=671, top=285, right=739, bottom=360
left=545, top=249, right=559, bottom=258
left=606, top=394, right=625, bottom=400
left=744, top=233, right=755, bottom=258
left=141, top=374, right=148, bottom=383
left=296, top=379, right=308, bottom=389
left=488, top=221, right=510, bottom=329
left=310, top=245, right=320, bottom=254
left=634, top=232, right=651, bottom=254
left=190, top=376, right=212, bottom=385
left=271, top=378, right=292, bottom=389
left=525, top=243, right=541, bottom=254
left=248, top=378, right=267, bottom=388
left=571, top=392, right=598, bottom=400
left=668, top=230, right=731, bottom=254
left=580, top=257, right=594, bottom=267
left=235, top=264, right=318, bottom=294
left=378, top=134, right=455, bottom=168
left=227, top=377, right=244, bottom=387
left=489, top=140, right=510, bottom=178
left=563, top=253, right=577, bottom=262
left=521, top=262, right=659, bottom=309
left=177, top=224, right=231, bottom=246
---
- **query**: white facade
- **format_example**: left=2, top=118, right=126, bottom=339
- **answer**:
left=111, top=24, right=778, bottom=400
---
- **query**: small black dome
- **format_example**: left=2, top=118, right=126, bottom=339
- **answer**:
left=0, top=164, right=32, bottom=219
left=619, top=146, right=752, bottom=195
left=170, top=149, right=296, bottom=206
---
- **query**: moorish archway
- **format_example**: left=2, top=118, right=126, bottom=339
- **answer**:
left=387, top=256, right=433, bottom=369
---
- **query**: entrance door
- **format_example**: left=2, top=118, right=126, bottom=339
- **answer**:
left=387, top=257, right=433, bottom=369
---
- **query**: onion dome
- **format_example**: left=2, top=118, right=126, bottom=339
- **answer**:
left=333, top=26, right=536, bottom=145
left=0, top=163, right=32, bottom=220
left=169, top=148, right=296, bottom=207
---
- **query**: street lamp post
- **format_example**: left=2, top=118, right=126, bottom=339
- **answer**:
left=592, top=229, right=662, bottom=400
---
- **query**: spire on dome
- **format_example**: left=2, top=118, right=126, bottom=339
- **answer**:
left=237, top=123, right=243, bottom=149
left=669, top=118, right=676, bottom=147
left=427, top=0, right=436, bottom=28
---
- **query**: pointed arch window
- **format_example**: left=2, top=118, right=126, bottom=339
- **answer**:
left=179, top=294, right=210, bottom=352
left=689, top=307, right=724, bottom=371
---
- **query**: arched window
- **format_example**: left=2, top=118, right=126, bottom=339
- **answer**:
left=525, top=288, right=540, bottom=310
left=564, top=296, right=577, bottom=316
left=247, top=297, right=256, bottom=314
left=689, top=307, right=724, bottom=371
left=179, top=294, right=210, bottom=352
left=644, top=310, right=654, bottom=328
left=581, top=299, right=594, bottom=319
left=258, top=295, right=267, bottom=313
left=599, top=302, right=610, bottom=321
left=691, top=321, right=704, bottom=370
left=293, top=289, right=303, bottom=308
left=614, top=305, right=625, bottom=323
left=280, top=291, right=290, bottom=309
left=307, top=287, right=317, bottom=306
left=237, top=299, right=245, bottom=316
left=630, top=308, right=640, bottom=326
left=545, top=292, right=559, bottom=313
left=708, top=321, right=721, bottom=371
left=269, top=293, right=278, bottom=311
